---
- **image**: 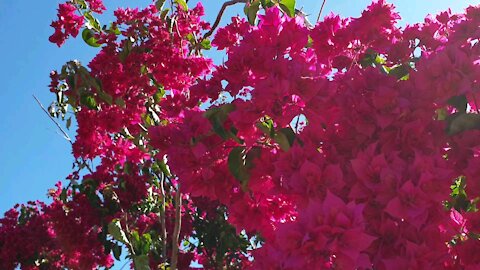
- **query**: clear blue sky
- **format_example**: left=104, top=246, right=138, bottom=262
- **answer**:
left=0, top=0, right=476, bottom=268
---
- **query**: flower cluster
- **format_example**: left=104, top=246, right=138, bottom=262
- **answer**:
left=49, top=3, right=84, bottom=47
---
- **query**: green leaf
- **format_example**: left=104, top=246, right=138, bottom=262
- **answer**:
left=228, top=147, right=250, bottom=189
left=77, top=0, right=87, bottom=9
left=80, top=94, right=97, bottom=110
left=97, top=90, right=113, bottom=105
left=279, top=0, right=296, bottom=17
left=133, top=255, right=151, bottom=270
left=186, top=33, right=196, bottom=44
left=204, top=104, right=236, bottom=140
left=82, top=28, right=101, bottom=47
left=108, top=219, right=130, bottom=244
left=174, top=0, right=188, bottom=10
left=158, top=160, right=171, bottom=177
left=108, top=23, right=121, bottom=35
left=274, top=127, right=295, bottom=151
left=144, top=114, right=154, bottom=127
left=140, top=233, right=152, bottom=255
left=200, top=39, right=212, bottom=50
left=306, top=35, right=313, bottom=48
left=374, top=55, right=386, bottom=65
left=245, top=0, right=261, bottom=25
left=115, top=98, right=126, bottom=108
left=436, top=108, right=448, bottom=121
left=160, top=8, right=170, bottom=20
left=153, top=86, right=166, bottom=102
left=112, top=243, right=122, bottom=260
left=84, top=12, right=101, bottom=31
left=256, top=117, right=274, bottom=137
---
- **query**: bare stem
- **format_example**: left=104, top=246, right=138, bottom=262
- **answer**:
left=203, top=0, right=248, bottom=40
left=33, top=95, right=72, bottom=144
left=170, top=187, right=182, bottom=270
left=316, top=0, right=327, bottom=22
left=33, top=94, right=94, bottom=174
left=118, top=260, right=129, bottom=270
left=159, top=173, right=168, bottom=266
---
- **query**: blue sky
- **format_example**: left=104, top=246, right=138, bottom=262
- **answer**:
left=0, top=0, right=477, bottom=268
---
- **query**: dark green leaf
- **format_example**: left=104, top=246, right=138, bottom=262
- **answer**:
left=160, top=8, right=170, bottom=20
left=359, top=49, right=378, bottom=67
left=389, top=64, right=410, bottom=80
left=115, top=98, right=126, bottom=108
left=59, top=188, right=68, bottom=202
left=204, top=104, right=236, bottom=140
left=245, top=0, right=261, bottom=25
left=97, top=90, right=113, bottom=105
left=228, top=147, right=249, bottom=185
left=260, top=0, right=275, bottom=8
left=66, top=117, right=72, bottom=130
left=274, top=127, right=295, bottom=151
left=112, top=243, right=122, bottom=260
left=133, top=255, right=151, bottom=270
left=155, top=0, right=166, bottom=11
left=279, top=0, right=296, bottom=17
left=82, top=28, right=101, bottom=47
left=447, top=95, right=468, bottom=113
left=446, top=113, right=480, bottom=136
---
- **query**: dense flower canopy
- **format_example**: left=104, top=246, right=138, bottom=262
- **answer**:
left=3, top=0, right=480, bottom=269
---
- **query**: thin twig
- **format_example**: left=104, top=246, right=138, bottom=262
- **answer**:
left=154, top=171, right=177, bottom=192
left=294, top=114, right=301, bottom=133
left=33, top=95, right=72, bottom=144
left=203, top=0, right=248, bottom=40
left=159, top=173, right=168, bottom=266
left=170, top=187, right=182, bottom=270
left=34, top=95, right=94, bottom=173
left=118, top=260, right=129, bottom=270
left=316, top=0, right=327, bottom=22
left=138, top=123, right=148, bottom=132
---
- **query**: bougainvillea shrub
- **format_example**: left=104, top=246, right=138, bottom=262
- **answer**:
left=2, top=0, right=480, bottom=269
